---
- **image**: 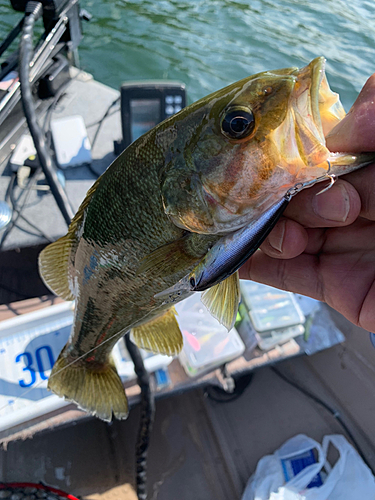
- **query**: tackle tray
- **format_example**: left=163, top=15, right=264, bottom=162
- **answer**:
left=176, top=293, right=245, bottom=377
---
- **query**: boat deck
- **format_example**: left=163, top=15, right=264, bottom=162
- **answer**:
left=0, top=72, right=374, bottom=499
left=0, top=308, right=374, bottom=499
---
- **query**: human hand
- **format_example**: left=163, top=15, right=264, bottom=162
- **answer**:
left=240, top=74, right=375, bottom=332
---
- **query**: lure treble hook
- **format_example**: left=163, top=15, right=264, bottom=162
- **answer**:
left=316, top=161, right=337, bottom=195
left=316, top=174, right=337, bottom=195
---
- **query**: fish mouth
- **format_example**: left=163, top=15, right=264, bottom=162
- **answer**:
left=294, top=56, right=326, bottom=143
left=272, top=57, right=346, bottom=172
left=292, top=58, right=375, bottom=176
left=293, top=56, right=345, bottom=142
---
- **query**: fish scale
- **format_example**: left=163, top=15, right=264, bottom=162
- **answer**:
left=38, top=56, right=375, bottom=421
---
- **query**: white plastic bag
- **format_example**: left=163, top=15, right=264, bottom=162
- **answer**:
left=242, top=434, right=375, bottom=500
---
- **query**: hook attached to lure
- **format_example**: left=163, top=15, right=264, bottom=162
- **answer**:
left=315, top=162, right=337, bottom=195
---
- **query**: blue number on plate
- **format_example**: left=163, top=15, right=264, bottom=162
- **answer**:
left=15, top=345, right=56, bottom=387
left=15, top=351, right=36, bottom=388
left=35, top=345, right=55, bottom=380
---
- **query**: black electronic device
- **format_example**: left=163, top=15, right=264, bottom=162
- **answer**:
left=38, top=53, right=70, bottom=98
left=118, top=81, right=186, bottom=151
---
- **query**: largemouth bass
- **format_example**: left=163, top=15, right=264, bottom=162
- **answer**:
left=39, top=56, right=374, bottom=421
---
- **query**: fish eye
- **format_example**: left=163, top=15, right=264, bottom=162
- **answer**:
left=189, top=276, right=196, bottom=289
left=221, top=106, right=255, bottom=140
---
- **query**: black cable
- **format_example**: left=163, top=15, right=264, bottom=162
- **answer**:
left=41, top=78, right=118, bottom=180
left=0, top=173, right=35, bottom=250
left=40, top=70, right=104, bottom=179
left=205, top=372, right=254, bottom=403
left=90, top=96, right=120, bottom=152
left=0, top=174, right=18, bottom=250
left=19, top=1, right=74, bottom=227
left=82, top=96, right=120, bottom=179
left=42, top=67, right=86, bottom=148
left=42, top=78, right=73, bottom=147
left=85, top=96, right=120, bottom=179
left=0, top=282, right=30, bottom=300
left=85, top=107, right=119, bottom=129
left=270, top=366, right=374, bottom=473
left=0, top=163, right=54, bottom=248
left=4, top=172, right=17, bottom=205
left=15, top=212, right=54, bottom=241
left=125, top=334, right=155, bottom=500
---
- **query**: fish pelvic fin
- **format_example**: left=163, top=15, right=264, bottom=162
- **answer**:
left=201, top=271, right=240, bottom=331
left=48, top=349, right=129, bottom=422
left=38, top=234, right=75, bottom=301
left=131, top=307, right=183, bottom=356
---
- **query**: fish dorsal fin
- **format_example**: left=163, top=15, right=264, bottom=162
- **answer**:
left=201, top=271, right=240, bottom=331
left=137, top=235, right=200, bottom=278
left=131, top=307, right=183, bottom=356
left=38, top=178, right=101, bottom=301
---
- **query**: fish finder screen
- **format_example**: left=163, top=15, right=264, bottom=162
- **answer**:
left=130, top=99, right=160, bottom=142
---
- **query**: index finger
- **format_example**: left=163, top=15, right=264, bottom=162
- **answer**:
left=326, top=73, right=375, bottom=153
left=325, top=73, right=375, bottom=220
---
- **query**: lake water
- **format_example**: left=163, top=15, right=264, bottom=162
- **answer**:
left=1, top=0, right=375, bottom=111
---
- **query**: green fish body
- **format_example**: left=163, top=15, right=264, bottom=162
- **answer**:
left=39, top=130, right=218, bottom=420
left=39, top=57, right=374, bottom=421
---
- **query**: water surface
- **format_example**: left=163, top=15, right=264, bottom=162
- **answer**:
left=1, top=0, right=375, bottom=110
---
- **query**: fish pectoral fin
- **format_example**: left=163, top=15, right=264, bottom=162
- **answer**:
left=38, top=235, right=75, bottom=301
left=201, top=271, right=240, bottom=331
left=136, top=234, right=202, bottom=278
left=48, top=349, right=128, bottom=422
left=131, top=307, right=183, bottom=356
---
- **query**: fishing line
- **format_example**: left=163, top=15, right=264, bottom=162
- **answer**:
left=0, top=175, right=336, bottom=411
left=0, top=307, right=158, bottom=414
left=0, top=172, right=338, bottom=414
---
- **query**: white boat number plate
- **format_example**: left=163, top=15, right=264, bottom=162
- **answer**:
left=0, top=301, right=172, bottom=433
left=0, top=302, right=131, bottom=433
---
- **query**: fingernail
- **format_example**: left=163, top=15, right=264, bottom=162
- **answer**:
left=312, top=183, right=350, bottom=222
left=268, top=219, right=286, bottom=253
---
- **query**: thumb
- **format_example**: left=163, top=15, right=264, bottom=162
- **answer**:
left=326, top=73, right=375, bottom=153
